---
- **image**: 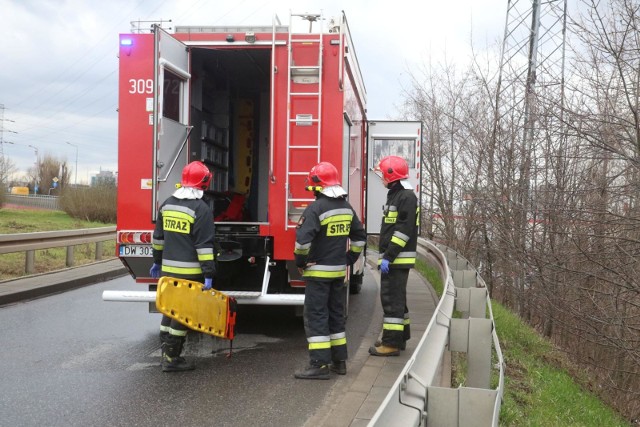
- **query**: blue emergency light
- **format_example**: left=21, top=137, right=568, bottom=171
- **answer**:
left=120, top=38, right=133, bottom=46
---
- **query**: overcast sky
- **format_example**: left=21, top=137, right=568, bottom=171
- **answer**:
left=0, top=0, right=506, bottom=184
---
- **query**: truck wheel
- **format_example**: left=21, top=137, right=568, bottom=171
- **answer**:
left=349, top=273, right=363, bottom=295
left=349, top=281, right=362, bottom=295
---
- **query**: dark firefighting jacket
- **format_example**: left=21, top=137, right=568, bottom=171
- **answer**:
left=152, top=196, right=216, bottom=279
left=378, top=180, right=419, bottom=269
left=294, top=194, right=367, bottom=279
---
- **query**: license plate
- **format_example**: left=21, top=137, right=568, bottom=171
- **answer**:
left=119, top=245, right=152, bottom=257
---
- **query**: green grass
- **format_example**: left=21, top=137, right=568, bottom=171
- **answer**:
left=413, top=254, right=627, bottom=426
left=493, top=303, right=628, bottom=426
left=0, top=208, right=111, bottom=233
left=0, top=208, right=116, bottom=281
left=415, top=258, right=444, bottom=296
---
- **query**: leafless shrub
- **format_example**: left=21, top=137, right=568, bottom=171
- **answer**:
left=59, top=184, right=116, bottom=223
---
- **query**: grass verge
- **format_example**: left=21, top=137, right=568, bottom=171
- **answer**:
left=494, top=303, right=628, bottom=426
left=0, top=208, right=116, bottom=281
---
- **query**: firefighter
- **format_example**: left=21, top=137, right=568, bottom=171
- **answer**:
left=149, top=161, right=216, bottom=372
left=369, top=155, right=419, bottom=357
left=294, top=162, right=367, bottom=379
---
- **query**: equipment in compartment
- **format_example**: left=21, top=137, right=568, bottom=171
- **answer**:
left=190, top=48, right=269, bottom=222
left=235, top=98, right=254, bottom=195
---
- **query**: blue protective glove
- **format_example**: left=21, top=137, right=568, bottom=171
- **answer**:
left=380, top=259, right=390, bottom=274
left=149, top=263, right=161, bottom=279
left=203, top=277, right=213, bottom=291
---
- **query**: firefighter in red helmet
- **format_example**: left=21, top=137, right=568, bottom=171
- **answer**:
left=293, top=162, right=367, bottom=379
left=370, top=155, right=419, bottom=356
left=150, top=161, right=216, bottom=372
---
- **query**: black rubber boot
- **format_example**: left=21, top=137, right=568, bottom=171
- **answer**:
left=161, top=335, right=195, bottom=372
left=330, top=360, right=347, bottom=375
left=294, top=364, right=330, bottom=380
left=162, top=355, right=195, bottom=372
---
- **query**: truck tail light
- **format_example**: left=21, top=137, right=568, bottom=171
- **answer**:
left=118, top=231, right=153, bottom=244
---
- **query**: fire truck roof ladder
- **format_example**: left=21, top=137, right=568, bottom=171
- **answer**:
left=285, top=11, right=324, bottom=229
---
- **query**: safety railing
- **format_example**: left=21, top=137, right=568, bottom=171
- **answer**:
left=5, top=194, right=60, bottom=210
left=368, top=238, right=505, bottom=426
left=0, top=227, right=116, bottom=275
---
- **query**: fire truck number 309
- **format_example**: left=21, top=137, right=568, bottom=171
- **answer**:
left=128, top=79, right=153, bottom=94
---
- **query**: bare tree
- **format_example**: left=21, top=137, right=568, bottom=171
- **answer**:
left=550, top=0, right=640, bottom=418
left=29, top=154, right=72, bottom=195
left=399, top=0, right=640, bottom=420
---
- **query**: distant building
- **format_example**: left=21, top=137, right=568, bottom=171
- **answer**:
left=91, top=170, right=117, bottom=187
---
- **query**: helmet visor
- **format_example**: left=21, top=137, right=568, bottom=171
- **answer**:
left=305, top=175, right=322, bottom=191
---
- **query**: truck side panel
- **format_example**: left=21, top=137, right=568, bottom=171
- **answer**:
left=118, top=34, right=155, bottom=231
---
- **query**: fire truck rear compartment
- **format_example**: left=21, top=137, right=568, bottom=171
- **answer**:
left=189, top=47, right=270, bottom=224
left=189, top=47, right=298, bottom=296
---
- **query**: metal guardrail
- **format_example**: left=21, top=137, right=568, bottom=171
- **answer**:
left=4, top=194, right=60, bottom=210
left=368, top=238, right=505, bottom=426
left=0, top=227, right=116, bottom=274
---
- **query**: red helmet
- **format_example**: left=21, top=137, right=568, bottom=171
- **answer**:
left=181, top=161, right=212, bottom=190
left=377, top=156, right=409, bottom=182
left=306, top=162, right=340, bottom=191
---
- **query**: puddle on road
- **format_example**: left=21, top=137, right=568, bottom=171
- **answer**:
left=143, top=333, right=282, bottom=359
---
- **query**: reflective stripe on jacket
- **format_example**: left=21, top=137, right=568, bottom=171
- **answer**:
left=152, top=196, right=216, bottom=279
left=295, top=194, right=366, bottom=279
left=379, top=180, right=419, bottom=269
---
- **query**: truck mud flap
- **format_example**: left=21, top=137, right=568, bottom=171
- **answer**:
left=156, top=276, right=237, bottom=340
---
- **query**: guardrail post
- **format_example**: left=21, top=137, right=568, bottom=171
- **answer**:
left=26, top=250, right=35, bottom=274
left=450, top=318, right=493, bottom=388
left=66, top=246, right=75, bottom=267
left=427, top=386, right=499, bottom=426
left=467, top=318, right=492, bottom=388
left=453, top=269, right=477, bottom=288
left=95, top=242, right=103, bottom=261
left=456, top=287, right=489, bottom=318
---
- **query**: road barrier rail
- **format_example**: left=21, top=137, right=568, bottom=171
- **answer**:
left=368, top=237, right=505, bottom=426
left=5, top=194, right=60, bottom=210
left=0, top=227, right=116, bottom=275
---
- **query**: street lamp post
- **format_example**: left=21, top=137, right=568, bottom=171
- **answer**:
left=28, top=144, right=39, bottom=194
left=65, top=142, right=78, bottom=186
left=27, top=144, right=39, bottom=164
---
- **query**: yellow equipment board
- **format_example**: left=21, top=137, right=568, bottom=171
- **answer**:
left=235, top=98, right=254, bottom=194
left=155, top=277, right=237, bottom=339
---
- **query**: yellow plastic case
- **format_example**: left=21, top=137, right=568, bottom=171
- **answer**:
left=155, top=276, right=235, bottom=339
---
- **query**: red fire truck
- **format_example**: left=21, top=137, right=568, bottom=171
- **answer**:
left=103, top=12, right=422, bottom=308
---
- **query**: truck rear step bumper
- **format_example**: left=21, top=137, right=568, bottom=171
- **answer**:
left=102, top=290, right=304, bottom=305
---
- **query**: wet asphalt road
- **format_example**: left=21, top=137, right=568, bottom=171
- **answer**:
left=0, top=271, right=378, bottom=427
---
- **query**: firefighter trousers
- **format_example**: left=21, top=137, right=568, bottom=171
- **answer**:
left=303, top=277, right=348, bottom=366
left=160, top=315, right=189, bottom=339
left=380, top=268, right=411, bottom=348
